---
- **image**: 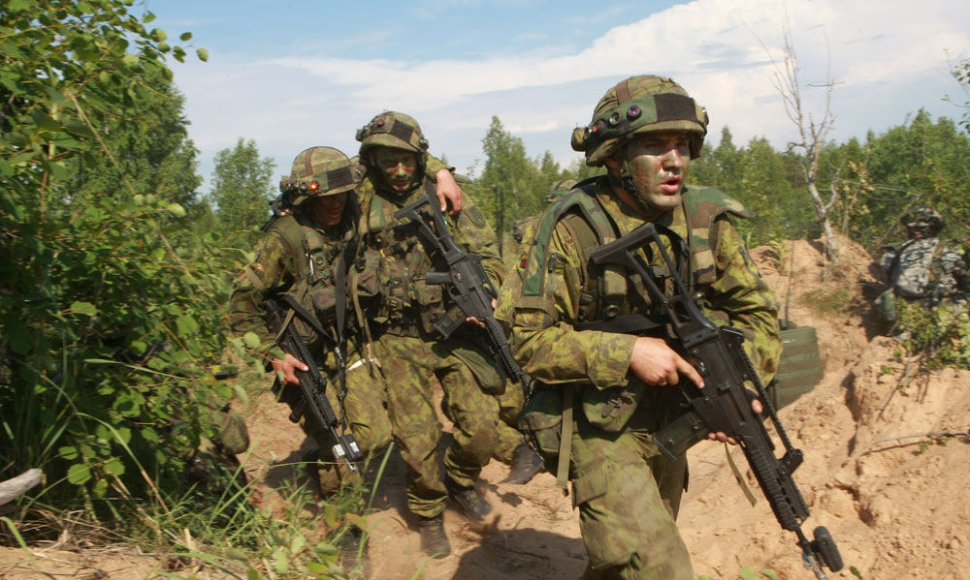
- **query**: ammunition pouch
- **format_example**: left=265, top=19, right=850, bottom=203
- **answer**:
left=354, top=249, right=384, bottom=300
left=518, top=386, right=567, bottom=458
left=309, top=286, right=337, bottom=328
left=452, top=343, right=506, bottom=395
left=415, top=278, right=445, bottom=335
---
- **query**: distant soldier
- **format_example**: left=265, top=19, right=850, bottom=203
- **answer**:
left=876, top=204, right=970, bottom=323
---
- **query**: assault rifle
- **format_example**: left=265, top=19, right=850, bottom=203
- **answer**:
left=394, top=186, right=527, bottom=386
left=588, top=222, right=842, bottom=579
left=264, top=298, right=363, bottom=470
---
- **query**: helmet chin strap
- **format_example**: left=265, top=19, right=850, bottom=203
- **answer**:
left=609, top=159, right=653, bottom=215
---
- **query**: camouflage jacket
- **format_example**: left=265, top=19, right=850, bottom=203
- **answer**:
left=357, top=173, right=505, bottom=338
left=496, top=178, right=782, bottom=397
left=228, top=213, right=361, bottom=363
left=878, top=237, right=969, bottom=302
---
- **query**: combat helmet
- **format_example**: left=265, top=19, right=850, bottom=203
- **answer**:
left=356, top=111, right=429, bottom=155
left=571, top=75, right=709, bottom=166
left=278, top=146, right=358, bottom=207
left=902, top=204, right=944, bottom=236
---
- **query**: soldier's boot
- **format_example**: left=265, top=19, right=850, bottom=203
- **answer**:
left=501, top=441, right=544, bottom=485
left=416, top=514, right=451, bottom=558
left=445, top=477, right=492, bottom=522
left=303, top=449, right=324, bottom=495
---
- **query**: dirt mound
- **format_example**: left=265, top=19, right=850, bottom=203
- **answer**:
left=3, top=235, right=969, bottom=579
left=679, top=237, right=970, bottom=579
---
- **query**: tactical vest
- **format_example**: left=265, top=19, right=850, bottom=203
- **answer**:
left=360, top=178, right=447, bottom=337
left=516, top=180, right=751, bottom=490
left=264, top=214, right=351, bottom=346
left=520, top=180, right=751, bottom=325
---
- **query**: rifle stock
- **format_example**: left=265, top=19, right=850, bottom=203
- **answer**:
left=588, top=222, right=842, bottom=579
left=263, top=299, right=363, bottom=470
left=394, top=188, right=528, bottom=386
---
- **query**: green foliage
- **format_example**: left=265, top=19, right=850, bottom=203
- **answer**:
left=475, top=117, right=571, bottom=240
left=692, top=129, right=819, bottom=243
left=132, top=467, right=367, bottom=579
left=801, top=285, right=853, bottom=317
left=895, top=300, right=970, bottom=369
left=207, top=138, right=277, bottom=247
left=834, top=111, right=970, bottom=252
left=951, top=57, right=970, bottom=135
left=0, top=0, right=243, bottom=528
left=1, top=190, right=243, bottom=518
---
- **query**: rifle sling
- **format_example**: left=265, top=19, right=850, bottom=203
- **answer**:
left=281, top=293, right=332, bottom=341
left=573, top=313, right=665, bottom=335
left=556, top=384, right=574, bottom=492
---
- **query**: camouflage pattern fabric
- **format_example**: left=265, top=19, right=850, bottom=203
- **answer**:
left=375, top=332, right=504, bottom=517
left=879, top=237, right=969, bottom=303
left=571, top=426, right=691, bottom=579
left=275, top=347, right=392, bottom=494
left=496, top=177, right=781, bottom=579
left=229, top=213, right=353, bottom=360
left=357, top=171, right=525, bottom=516
left=229, top=212, right=392, bottom=493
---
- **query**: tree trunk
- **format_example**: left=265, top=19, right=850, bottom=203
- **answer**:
left=807, top=181, right=840, bottom=264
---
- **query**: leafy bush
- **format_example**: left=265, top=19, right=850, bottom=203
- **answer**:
left=1, top=189, right=244, bottom=525
left=0, top=0, right=243, bottom=533
left=895, top=300, right=970, bottom=369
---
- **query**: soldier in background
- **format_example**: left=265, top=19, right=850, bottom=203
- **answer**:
left=875, top=204, right=970, bottom=325
left=355, top=111, right=541, bottom=557
left=229, top=146, right=392, bottom=494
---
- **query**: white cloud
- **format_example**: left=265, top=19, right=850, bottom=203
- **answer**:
left=172, top=0, right=970, bottom=186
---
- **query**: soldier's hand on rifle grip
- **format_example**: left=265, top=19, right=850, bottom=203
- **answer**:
left=629, top=336, right=704, bottom=389
left=464, top=297, right=498, bottom=328
left=708, top=397, right=764, bottom=445
left=272, top=353, right=309, bottom=386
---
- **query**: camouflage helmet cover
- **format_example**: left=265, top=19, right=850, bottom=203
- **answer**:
left=571, top=75, right=709, bottom=166
left=279, top=146, right=358, bottom=206
left=356, top=111, right=429, bottom=155
left=902, top=204, right=944, bottom=235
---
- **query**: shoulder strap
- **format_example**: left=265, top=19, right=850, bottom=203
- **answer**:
left=522, top=182, right=622, bottom=298
left=683, top=186, right=752, bottom=287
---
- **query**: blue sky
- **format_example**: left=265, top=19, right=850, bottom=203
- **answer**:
left=145, top=0, right=970, bottom=192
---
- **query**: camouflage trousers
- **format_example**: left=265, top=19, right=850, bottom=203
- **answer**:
left=494, top=377, right=527, bottom=463
left=276, top=348, right=393, bottom=495
left=569, top=419, right=692, bottom=580
left=376, top=332, right=521, bottom=518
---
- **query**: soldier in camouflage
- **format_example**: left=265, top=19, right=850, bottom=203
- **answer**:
left=496, top=75, right=782, bottom=579
left=877, top=204, right=970, bottom=312
left=355, top=111, right=541, bottom=557
left=228, top=146, right=392, bottom=495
